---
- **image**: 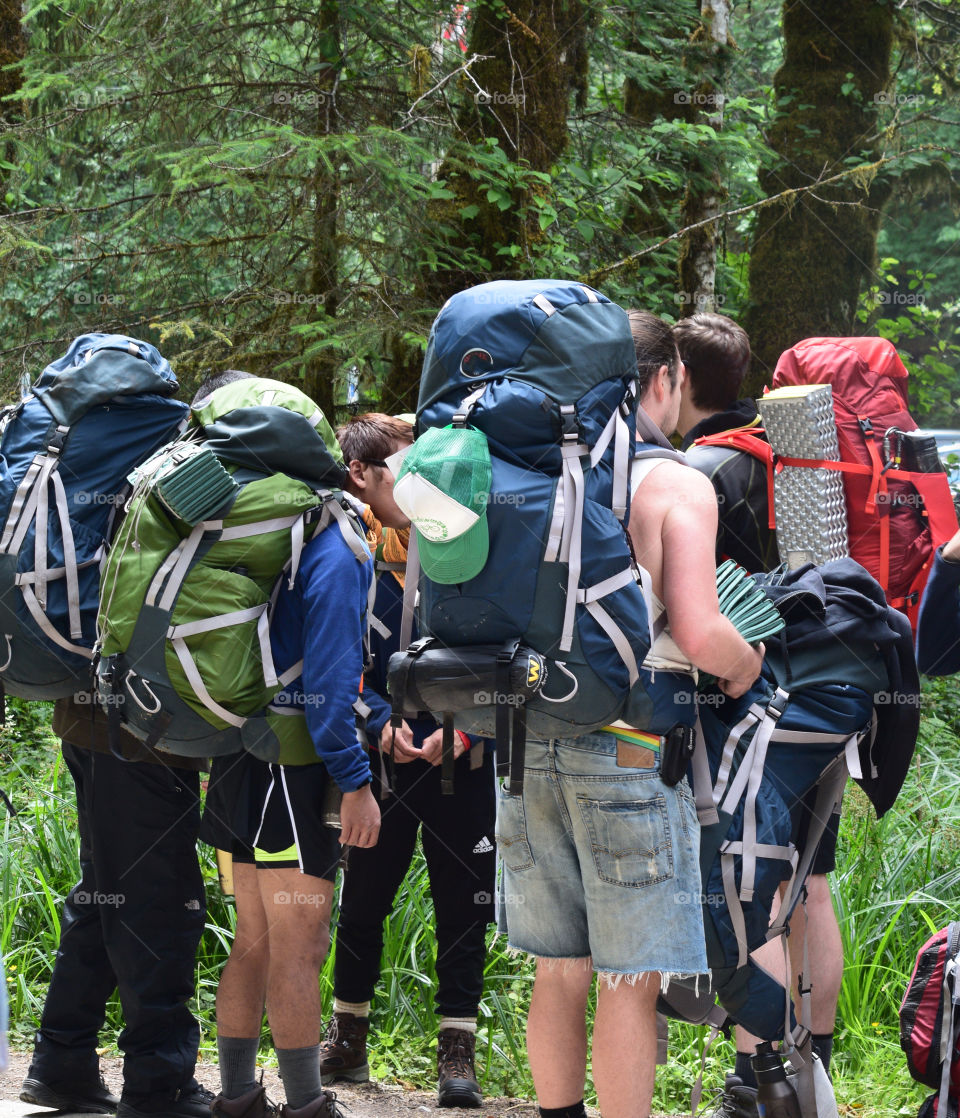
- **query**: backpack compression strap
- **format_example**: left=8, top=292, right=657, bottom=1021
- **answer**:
left=152, top=494, right=370, bottom=733
left=0, top=422, right=92, bottom=656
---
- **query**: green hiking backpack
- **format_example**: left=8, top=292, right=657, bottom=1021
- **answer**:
left=95, top=377, right=371, bottom=762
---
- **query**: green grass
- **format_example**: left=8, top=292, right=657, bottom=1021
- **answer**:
left=3, top=682, right=960, bottom=1114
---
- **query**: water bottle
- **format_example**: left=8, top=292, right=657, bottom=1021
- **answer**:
left=752, top=1042, right=802, bottom=1118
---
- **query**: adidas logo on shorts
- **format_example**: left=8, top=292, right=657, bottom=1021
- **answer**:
left=473, top=836, right=494, bottom=854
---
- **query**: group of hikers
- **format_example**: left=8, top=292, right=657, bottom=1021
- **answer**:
left=9, top=293, right=954, bottom=1118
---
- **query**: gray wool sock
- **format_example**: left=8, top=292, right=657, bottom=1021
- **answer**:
left=277, top=1044, right=323, bottom=1110
left=217, top=1035, right=261, bottom=1099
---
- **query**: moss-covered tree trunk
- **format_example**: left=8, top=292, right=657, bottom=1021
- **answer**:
left=383, top=0, right=589, bottom=413
left=677, top=0, right=731, bottom=315
left=0, top=0, right=26, bottom=211
left=742, top=0, right=893, bottom=393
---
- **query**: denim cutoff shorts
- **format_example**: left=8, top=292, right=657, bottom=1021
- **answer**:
left=496, top=731, right=708, bottom=977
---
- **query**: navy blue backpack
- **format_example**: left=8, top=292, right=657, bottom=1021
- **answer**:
left=0, top=334, right=188, bottom=699
left=387, top=280, right=695, bottom=788
left=660, top=559, right=919, bottom=1044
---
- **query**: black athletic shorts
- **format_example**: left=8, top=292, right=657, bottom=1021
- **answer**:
left=200, top=752, right=342, bottom=881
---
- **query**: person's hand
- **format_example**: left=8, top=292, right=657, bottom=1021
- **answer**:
left=718, top=642, right=765, bottom=699
left=378, top=718, right=420, bottom=763
left=420, top=727, right=469, bottom=766
left=339, top=784, right=380, bottom=848
left=942, top=528, right=960, bottom=564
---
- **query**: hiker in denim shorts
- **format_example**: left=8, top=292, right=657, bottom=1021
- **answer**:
left=498, top=311, right=764, bottom=1118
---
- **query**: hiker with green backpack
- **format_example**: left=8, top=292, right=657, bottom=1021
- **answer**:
left=95, top=369, right=379, bottom=1118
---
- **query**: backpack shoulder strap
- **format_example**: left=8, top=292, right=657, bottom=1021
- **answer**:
left=692, top=426, right=777, bottom=532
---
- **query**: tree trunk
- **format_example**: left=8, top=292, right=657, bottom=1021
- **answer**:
left=676, top=0, right=731, bottom=315
left=0, top=0, right=26, bottom=210
left=382, top=0, right=589, bottom=413
left=425, top=0, right=587, bottom=300
left=742, top=0, right=893, bottom=394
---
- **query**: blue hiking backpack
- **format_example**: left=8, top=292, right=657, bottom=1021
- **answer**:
left=0, top=334, right=188, bottom=699
left=660, top=558, right=919, bottom=1044
left=387, top=280, right=694, bottom=788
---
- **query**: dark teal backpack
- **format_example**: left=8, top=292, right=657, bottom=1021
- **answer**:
left=0, top=334, right=187, bottom=700
left=387, top=280, right=694, bottom=788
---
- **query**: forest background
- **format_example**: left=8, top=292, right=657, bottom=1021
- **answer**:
left=1, top=0, right=960, bottom=1114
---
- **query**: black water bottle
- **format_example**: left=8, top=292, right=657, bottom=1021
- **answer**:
left=752, top=1042, right=802, bottom=1118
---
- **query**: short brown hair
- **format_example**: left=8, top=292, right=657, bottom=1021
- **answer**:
left=627, top=310, right=681, bottom=395
left=336, top=412, right=414, bottom=465
left=672, top=313, right=751, bottom=412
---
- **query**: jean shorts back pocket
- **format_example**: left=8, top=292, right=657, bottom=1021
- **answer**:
left=578, top=793, right=673, bottom=889
left=495, top=789, right=535, bottom=871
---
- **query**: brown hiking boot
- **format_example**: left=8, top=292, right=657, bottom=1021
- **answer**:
left=437, top=1028, right=482, bottom=1109
left=211, top=1086, right=277, bottom=1118
left=318, top=1012, right=370, bottom=1085
left=279, top=1092, right=341, bottom=1118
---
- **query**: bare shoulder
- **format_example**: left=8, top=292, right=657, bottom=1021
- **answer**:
left=644, top=459, right=717, bottom=501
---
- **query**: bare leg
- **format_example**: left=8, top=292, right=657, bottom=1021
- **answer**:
left=735, top=876, right=842, bottom=1052
left=787, top=875, right=842, bottom=1034
left=593, top=973, right=660, bottom=1118
left=217, top=863, right=269, bottom=1037
left=257, top=867, right=334, bottom=1049
left=527, top=958, right=593, bottom=1108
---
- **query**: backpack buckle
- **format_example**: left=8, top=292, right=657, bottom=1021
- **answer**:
left=46, top=426, right=69, bottom=456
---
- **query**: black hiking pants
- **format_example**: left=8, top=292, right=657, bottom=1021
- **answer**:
left=333, top=749, right=496, bottom=1017
left=29, top=743, right=205, bottom=1098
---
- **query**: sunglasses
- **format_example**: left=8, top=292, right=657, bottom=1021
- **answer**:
left=359, top=444, right=412, bottom=474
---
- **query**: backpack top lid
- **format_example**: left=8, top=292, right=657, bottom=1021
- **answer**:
left=32, top=333, right=179, bottom=426
left=418, top=279, right=637, bottom=414
left=192, top=376, right=345, bottom=491
left=772, top=337, right=911, bottom=419
left=393, top=426, right=492, bottom=584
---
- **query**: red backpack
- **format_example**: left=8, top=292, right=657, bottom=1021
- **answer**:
left=768, top=337, right=958, bottom=631
left=901, top=923, right=960, bottom=1118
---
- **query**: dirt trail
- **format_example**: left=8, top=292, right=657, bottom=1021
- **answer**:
left=0, top=1051, right=541, bottom=1118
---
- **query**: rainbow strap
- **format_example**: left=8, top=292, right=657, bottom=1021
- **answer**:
left=600, top=726, right=662, bottom=751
